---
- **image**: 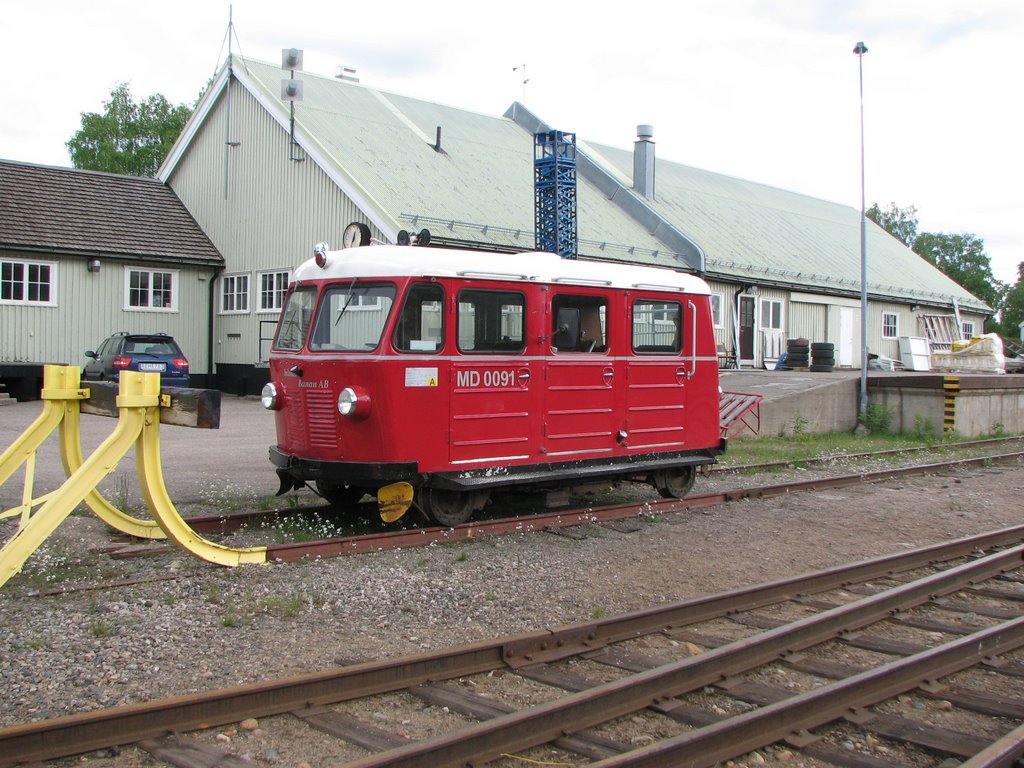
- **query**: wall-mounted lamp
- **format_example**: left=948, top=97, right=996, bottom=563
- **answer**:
left=87, top=259, right=101, bottom=273
left=745, top=284, right=759, bottom=295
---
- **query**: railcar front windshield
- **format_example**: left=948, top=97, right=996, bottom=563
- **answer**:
left=309, top=281, right=397, bottom=352
left=274, top=285, right=317, bottom=351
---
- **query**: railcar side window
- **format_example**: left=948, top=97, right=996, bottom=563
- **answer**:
left=393, top=282, right=445, bottom=353
left=632, top=300, right=682, bottom=354
left=457, top=289, right=525, bottom=353
left=309, top=282, right=396, bottom=352
left=274, top=285, right=317, bottom=351
left=551, top=295, right=608, bottom=353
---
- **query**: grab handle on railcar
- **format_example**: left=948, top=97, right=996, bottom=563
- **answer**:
left=688, top=300, right=697, bottom=379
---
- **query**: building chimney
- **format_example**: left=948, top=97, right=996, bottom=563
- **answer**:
left=633, top=124, right=655, bottom=199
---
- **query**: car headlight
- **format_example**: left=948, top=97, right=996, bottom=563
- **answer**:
left=338, top=386, right=370, bottom=419
left=261, top=382, right=279, bottom=410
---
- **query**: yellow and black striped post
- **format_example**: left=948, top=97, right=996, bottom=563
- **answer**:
left=943, top=376, right=960, bottom=434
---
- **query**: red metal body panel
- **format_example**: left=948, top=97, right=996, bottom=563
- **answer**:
left=449, top=358, right=537, bottom=465
left=266, top=246, right=723, bottom=498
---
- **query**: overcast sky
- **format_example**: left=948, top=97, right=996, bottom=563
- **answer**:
left=4, top=1, right=1021, bottom=283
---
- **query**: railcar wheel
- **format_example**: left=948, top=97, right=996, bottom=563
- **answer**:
left=418, top=488, right=489, bottom=526
left=652, top=466, right=697, bottom=499
left=315, top=480, right=366, bottom=511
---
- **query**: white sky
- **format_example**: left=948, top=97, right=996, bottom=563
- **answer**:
left=3, top=0, right=1022, bottom=283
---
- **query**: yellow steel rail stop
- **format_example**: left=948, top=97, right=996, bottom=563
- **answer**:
left=0, top=365, right=267, bottom=589
left=0, top=365, right=161, bottom=539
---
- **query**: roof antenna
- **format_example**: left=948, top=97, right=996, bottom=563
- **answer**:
left=512, top=64, right=529, bottom=104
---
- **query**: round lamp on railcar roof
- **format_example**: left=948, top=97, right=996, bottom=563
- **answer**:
left=313, top=242, right=329, bottom=268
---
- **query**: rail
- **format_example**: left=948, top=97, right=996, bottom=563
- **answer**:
left=4, top=526, right=1024, bottom=765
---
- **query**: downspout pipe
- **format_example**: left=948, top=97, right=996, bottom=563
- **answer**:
left=208, top=266, right=222, bottom=389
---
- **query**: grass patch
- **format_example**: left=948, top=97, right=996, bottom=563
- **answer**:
left=89, top=618, right=113, bottom=638
left=719, top=430, right=992, bottom=467
left=258, top=594, right=305, bottom=618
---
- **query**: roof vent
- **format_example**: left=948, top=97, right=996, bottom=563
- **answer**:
left=633, top=124, right=655, bottom=200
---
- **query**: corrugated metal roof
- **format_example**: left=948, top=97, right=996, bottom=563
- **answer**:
left=582, top=142, right=988, bottom=311
left=0, top=160, right=223, bottom=267
left=224, top=57, right=689, bottom=270
left=177, top=56, right=986, bottom=312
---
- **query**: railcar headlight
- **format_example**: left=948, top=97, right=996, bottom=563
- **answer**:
left=338, top=386, right=370, bottom=419
left=261, top=382, right=280, bottom=410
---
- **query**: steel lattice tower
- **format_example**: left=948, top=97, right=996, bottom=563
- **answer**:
left=534, top=130, right=577, bottom=259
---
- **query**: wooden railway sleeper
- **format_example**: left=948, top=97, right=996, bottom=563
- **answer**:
left=3, top=537, right=1024, bottom=765
left=334, top=545, right=1024, bottom=768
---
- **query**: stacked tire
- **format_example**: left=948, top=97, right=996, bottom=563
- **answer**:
left=810, top=342, right=835, bottom=372
left=785, top=338, right=809, bottom=369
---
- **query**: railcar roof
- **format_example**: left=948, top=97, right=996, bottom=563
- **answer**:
left=292, top=245, right=712, bottom=294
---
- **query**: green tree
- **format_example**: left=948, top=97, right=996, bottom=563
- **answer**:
left=1002, top=263, right=1024, bottom=344
left=867, top=201, right=919, bottom=248
left=66, top=83, right=192, bottom=177
left=912, top=231, right=1006, bottom=327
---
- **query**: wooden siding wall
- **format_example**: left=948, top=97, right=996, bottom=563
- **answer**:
left=167, top=80, right=380, bottom=367
left=706, top=281, right=985, bottom=369
left=789, top=301, right=827, bottom=345
left=707, top=280, right=733, bottom=355
left=0, top=252, right=210, bottom=374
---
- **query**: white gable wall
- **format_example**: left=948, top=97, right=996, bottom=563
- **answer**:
left=166, top=81, right=380, bottom=377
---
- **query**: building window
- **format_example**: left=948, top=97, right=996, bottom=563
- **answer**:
left=882, top=311, right=899, bottom=339
left=962, top=320, right=976, bottom=339
left=759, top=298, right=783, bottom=330
left=258, top=270, right=290, bottom=312
left=0, top=259, right=56, bottom=305
left=344, top=293, right=382, bottom=311
left=710, top=293, right=723, bottom=328
left=125, top=268, right=177, bottom=311
left=221, top=273, right=250, bottom=314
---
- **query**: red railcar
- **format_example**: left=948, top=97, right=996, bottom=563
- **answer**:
left=263, top=239, right=725, bottom=525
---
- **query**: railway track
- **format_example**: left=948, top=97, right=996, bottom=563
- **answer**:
left=4, top=524, right=1024, bottom=766
left=163, top=447, right=1024, bottom=565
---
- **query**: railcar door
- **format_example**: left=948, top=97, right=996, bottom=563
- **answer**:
left=448, top=286, right=539, bottom=467
left=542, top=291, right=618, bottom=459
left=624, top=296, right=689, bottom=450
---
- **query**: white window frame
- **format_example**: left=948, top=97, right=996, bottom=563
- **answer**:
left=759, top=298, right=784, bottom=331
left=344, top=294, right=383, bottom=312
left=962, top=320, right=976, bottom=339
left=882, top=311, right=899, bottom=339
left=220, top=273, right=250, bottom=314
left=124, top=267, right=178, bottom=312
left=258, top=270, right=290, bottom=313
left=710, top=293, right=723, bottom=329
left=0, top=258, right=57, bottom=306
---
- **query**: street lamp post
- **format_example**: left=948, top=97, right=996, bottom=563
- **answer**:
left=854, top=41, right=869, bottom=420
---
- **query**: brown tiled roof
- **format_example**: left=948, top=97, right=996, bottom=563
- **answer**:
left=0, top=160, right=223, bottom=268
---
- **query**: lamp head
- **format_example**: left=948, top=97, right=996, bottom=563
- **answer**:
left=853, top=41, right=868, bottom=55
